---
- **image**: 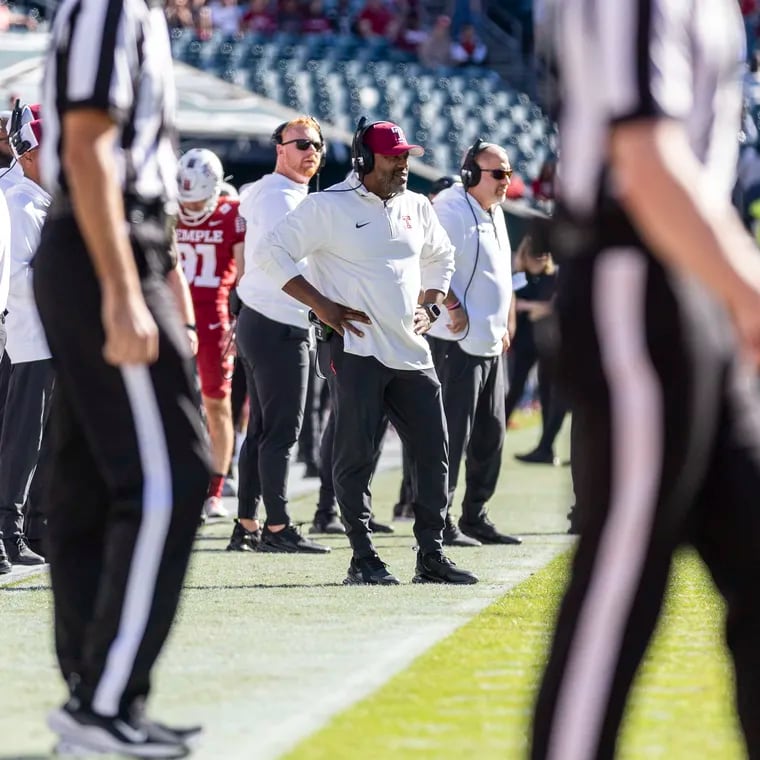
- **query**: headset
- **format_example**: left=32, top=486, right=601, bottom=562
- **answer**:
left=271, top=116, right=327, bottom=171
left=8, top=99, right=34, bottom=159
left=351, top=116, right=382, bottom=177
left=460, top=137, right=487, bottom=189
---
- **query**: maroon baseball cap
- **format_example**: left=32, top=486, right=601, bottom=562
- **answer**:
left=363, top=121, right=424, bottom=157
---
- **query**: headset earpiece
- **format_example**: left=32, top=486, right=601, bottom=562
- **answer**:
left=351, top=116, right=379, bottom=177
left=461, top=137, right=485, bottom=189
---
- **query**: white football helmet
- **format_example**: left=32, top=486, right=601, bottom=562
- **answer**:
left=177, top=148, right=224, bottom=225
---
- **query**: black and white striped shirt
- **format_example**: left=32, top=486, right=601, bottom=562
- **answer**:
left=555, top=0, right=745, bottom=241
left=41, top=0, right=178, bottom=205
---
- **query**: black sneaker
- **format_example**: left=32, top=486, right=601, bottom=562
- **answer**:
left=258, top=524, right=331, bottom=554
left=443, top=513, right=481, bottom=547
left=309, top=513, right=346, bottom=535
left=47, top=701, right=189, bottom=758
left=413, top=551, right=478, bottom=584
left=0, top=539, right=11, bottom=574
left=392, top=502, right=414, bottom=521
left=5, top=536, right=45, bottom=565
left=128, top=698, right=203, bottom=750
left=344, top=553, right=400, bottom=585
left=514, top=447, right=560, bottom=466
left=368, top=516, right=395, bottom=534
left=226, top=519, right=261, bottom=552
left=459, top=516, right=522, bottom=545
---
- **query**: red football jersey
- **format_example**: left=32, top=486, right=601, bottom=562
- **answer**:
left=176, top=198, right=246, bottom=307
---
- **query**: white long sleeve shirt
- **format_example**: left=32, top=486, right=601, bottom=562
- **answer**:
left=5, top=175, right=51, bottom=363
left=237, top=172, right=311, bottom=328
left=0, top=161, right=23, bottom=195
left=427, top=185, right=512, bottom=357
left=259, top=173, right=455, bottom=370
left=0, top=190, right=9, bottom=319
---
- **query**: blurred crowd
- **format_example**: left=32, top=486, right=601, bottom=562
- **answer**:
left=165, top=0, right=491, bottom=69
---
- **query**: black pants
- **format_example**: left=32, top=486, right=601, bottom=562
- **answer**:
left=532, top=248, right=760, bottom=759
left=0, top=359, right=55, bottom=541
left=236, top=306, right=310, bottom=525
left=316, top=405, right=388, bottom=517
left=321, top=335, right=447, bottom=557
left=430, top=338, right=505, bottom=523
left=0, top=346, right=10, bottom=437
left=34, top=211, right=209, bottom=718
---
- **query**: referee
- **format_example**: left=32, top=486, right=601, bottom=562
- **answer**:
left=532, top=2, right=760, bottom=758
left=35, top=2, right=209, bottom=757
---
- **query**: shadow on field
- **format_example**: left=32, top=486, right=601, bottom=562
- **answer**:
left=183, top=582, right=348, bottom=590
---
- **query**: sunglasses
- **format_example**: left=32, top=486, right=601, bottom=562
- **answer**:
left=281, top=138, right=324, bottom=152
left=478, top=167, right=513, bottom=180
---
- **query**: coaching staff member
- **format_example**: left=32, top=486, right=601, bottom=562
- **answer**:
left=532, top=1, right=760, bottom=758
left=257, top=118, right=478, bottom=586
left=229, top=115, right=329, bottom=554
left=427, top=140, right=520, bottom=548
left=35, top=1, right=209, bottom=756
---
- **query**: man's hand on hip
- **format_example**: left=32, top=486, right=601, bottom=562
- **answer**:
left=315, top=300, right=371, bottom=337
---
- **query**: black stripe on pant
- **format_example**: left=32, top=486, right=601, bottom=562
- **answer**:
left=429, top=337, right=505, bottom=523
left=0, top=359, right=55, bottom=540
left=324, top=334, right=447, bottom=557
left=34, top=213, right=210, bottom=718
left=235, top=305, right=310, bottom=525
left=532, top=247, right=760, bottom=760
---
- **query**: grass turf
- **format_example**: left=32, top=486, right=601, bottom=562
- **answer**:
left=285, top=549, right=745, bottom=760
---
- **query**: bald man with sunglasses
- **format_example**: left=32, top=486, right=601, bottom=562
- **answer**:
left=426, top=140, right=520, bottom=546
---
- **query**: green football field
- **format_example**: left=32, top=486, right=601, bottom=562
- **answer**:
left=0, top=418, right=746, bottom=759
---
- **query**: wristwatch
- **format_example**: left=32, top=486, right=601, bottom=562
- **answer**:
left=422, top=303, right=442, bottom=323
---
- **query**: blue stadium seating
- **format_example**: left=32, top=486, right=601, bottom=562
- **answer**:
left=169, top=29, right=558, bottom=180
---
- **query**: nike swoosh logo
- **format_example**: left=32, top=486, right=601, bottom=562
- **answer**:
left=208, top=322, right=222, bottom=330
left=113, top=720, right=148, bottom=744
left=355, top=221, right=371, bottom=229
left=208, top=220, right=223, bottom=226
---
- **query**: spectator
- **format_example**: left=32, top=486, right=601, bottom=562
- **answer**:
left=301, top=0, right=333, bottom=34
left=394, top=8, right=428, bottom=54
left=209, top=0, right=241, bottom=34
left=531, top=158, right=556, bottom=202
left=418, top=14, right=453, bottom=68
left=356, top=0, right=396, bottom=39
left=165, top=0, right=195, bottom=30
left=239, top=0, right=276, bottom=33
left=450, top=23, right=488, bottom=66
left=277, top=0, right=303, bottom=33
left=0, top=1, right=37, bottom=31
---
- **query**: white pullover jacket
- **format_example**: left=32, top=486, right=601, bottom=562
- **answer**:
left=259, top=173, right=455, bottom=370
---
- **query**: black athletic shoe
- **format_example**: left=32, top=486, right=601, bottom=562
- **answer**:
left=343, top=553, right=400, bottom=585
left=514, top=447, right=560, bottom=466
left=368, top=516, right=394, bottom=534
left=128, top=699, right=203, bottom=750
left=413, top=551, right=478, bottom=585
left=47, top=701, right=189, bottom=758
left=258, top=524, right=331, bottom=554
left=5, top=536, right=45, bottom=565
left=226, top=519, right=261, bottom=552
left=309, top=513, right=346, bottom=535
left=0, top=539, right=11, bottom=574
left=459, top=517, right=522, bottom=545
left=443, top=513, right=481, bottom=547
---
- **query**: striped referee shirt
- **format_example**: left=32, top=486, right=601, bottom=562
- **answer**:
left=555, top=0, right=745, bottom=243
left=41, top=0, right=178, bottom=205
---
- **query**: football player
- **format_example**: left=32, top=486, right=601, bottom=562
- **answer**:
left=176, top=148, right=245, bottom=519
